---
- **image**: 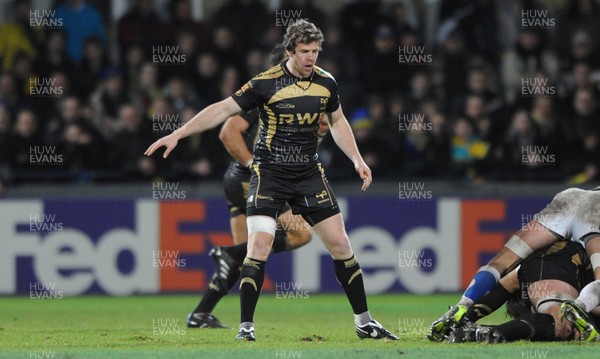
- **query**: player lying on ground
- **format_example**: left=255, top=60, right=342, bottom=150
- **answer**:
left=429, top=187, right=600, bottom=342
left=187, top=45, right=323, bottom=329
left=446, top=241, right=600, bottom=342
left=145, top=19, right=398, bottom=341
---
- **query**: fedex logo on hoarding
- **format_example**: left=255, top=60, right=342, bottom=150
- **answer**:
left=0, top=200, right=232, bottom=295
left=0, top=197, right=550, bottom=296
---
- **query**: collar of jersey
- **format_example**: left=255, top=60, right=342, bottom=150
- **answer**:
left=281, top=59, right=314, bottom=81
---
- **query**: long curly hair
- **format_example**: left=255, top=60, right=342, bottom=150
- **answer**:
left=283, top=19, right=324, bottom=53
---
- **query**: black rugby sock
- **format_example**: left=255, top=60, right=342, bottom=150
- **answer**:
left=465, top=282, right=512, bottom=322
left=333, top=255, right=368, bottom=315
left=239, top=257, right=266, bottom=323
left=193, top=266, right=241, bottom=314
left=194, top=288, right=224, bottom=314
left=495, top=313, right=555, bottom=341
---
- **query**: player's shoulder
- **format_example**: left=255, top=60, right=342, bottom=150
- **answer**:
left=555, top=187, right=586, bottom=199
left=550, top=187, right=595, bottom=208
left=313, top=65, right=337, bottom=84
left=252, top=64, right=285, bottom=81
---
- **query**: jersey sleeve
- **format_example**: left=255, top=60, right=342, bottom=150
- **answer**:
left=231, top=78, right=264, bottom=112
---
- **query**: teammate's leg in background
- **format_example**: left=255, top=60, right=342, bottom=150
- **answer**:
left=276, top=211, right=312, bottom=250
left=187, top=214, right=247, bottom=328
left=189, top=212, right=312, bottom=329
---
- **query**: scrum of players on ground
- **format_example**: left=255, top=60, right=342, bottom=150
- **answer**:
left=428, top=186, right=600, bottom=343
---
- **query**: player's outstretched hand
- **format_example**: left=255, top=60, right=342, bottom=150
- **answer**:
left=145, top=133, right=179, bottom=158
left=355, top=162, right=372, bottom=191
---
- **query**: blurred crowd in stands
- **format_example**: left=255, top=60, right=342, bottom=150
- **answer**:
left=1, top=0, right=600, bottom=187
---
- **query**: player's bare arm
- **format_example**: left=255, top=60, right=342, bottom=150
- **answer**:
left=326, top=106, right=371, bottom=191
left=145, top=97, right=243, bottom=158
left=219, top=115, right=253, bottom=167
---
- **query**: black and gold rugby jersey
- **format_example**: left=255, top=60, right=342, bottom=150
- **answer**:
left=231, top=59, right=339, bottom=167
left=519, top=240, right=593, bottom=291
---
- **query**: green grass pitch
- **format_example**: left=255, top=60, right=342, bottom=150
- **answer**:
left=0, top=294, right=594, bottom=358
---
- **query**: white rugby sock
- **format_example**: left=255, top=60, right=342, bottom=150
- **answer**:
left=576, top=280, right=600, bottom=312
left=354, top=311, right=373, bottom=327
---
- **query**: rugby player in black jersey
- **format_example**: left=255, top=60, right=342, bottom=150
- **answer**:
left=187, top=46, right=325, bottom=329
left=447, top=241, right=599, bottom=343
left=429, top=187, right=600, bottom=343
left=145, top=19, right=398, bottom=341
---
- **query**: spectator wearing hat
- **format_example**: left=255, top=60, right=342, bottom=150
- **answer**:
left=361, top=25, right=408, bottom=94
left=90, top=68, right=129, bottom=138
left=501, top=30, right=559, bottom=105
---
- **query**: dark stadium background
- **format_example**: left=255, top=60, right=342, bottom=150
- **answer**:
left=0, top=0, right=598, bottom=296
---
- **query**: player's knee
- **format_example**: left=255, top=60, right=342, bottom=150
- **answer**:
left=247, top=239, right=271, bottom=260
left=326, top=235, right=352, bottom=258
left=247, top=231, right=275, bottom=260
